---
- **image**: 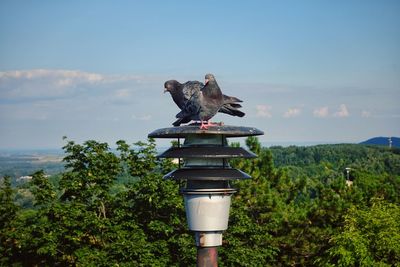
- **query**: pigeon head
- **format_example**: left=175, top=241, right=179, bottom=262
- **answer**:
left=204, top=73, right=216, bottom=85
left=164, top=80, right=181, bottom=93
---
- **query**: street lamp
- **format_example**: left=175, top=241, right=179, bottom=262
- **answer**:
left=149, top=124, right=263, bottom=266
left=345, top=167, right=351, bottom=181
left=345, top=167, right=353, bottom=187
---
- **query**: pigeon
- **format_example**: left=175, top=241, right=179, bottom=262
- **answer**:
left=164, top=77, right=245, bottom=127
left=170, top=74, right=235, bottom=129
left=164, top=80, right=203, bottom=110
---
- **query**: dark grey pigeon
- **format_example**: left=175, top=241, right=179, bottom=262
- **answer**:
left=172, top=73, right=227, bottom=129
left=164, top=80, right=203, bottom=110
left=164, top=78, right=245, bottom=124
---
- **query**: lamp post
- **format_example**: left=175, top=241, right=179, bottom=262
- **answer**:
left=345, top=167, right=351, bottom=181
left=345, top=167, right=353, bottom=187
left=148, top=124, right=263, bottom=266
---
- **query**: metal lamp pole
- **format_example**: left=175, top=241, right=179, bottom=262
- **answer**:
left=149, top=125, right=263, bottom=266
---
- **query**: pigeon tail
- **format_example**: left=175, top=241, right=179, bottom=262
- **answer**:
left=228, top=103, right=242, bottom=108
left=219, top=106, right=245, bottom=117
left=223, top=95, right=243, bottom=103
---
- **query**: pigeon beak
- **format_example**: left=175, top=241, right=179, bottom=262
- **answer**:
left=163, top=88, right=168, bottom=93
left=205, top=79, right=209, bottom=85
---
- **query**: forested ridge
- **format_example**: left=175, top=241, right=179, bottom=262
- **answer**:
left=1, top=137, right=399, bottom=266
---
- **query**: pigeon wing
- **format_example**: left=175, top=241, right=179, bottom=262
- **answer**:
left=182, top=81, right=203, bottom=102
left=172, top=88, right=202, bottom=126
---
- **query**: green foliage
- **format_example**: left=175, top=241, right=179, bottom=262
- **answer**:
left=270, top=144, right=400, bottom=176
left=117, top=139, right=157, bottom=177
left=1, top=137, right=399, bottom=266
left=30, top=170, right=56, bottom=206
left=323, top=198, right=400, bottom=266
left=60, top=139, right=121, bottom=205
left=0, top=176, right=20, bottom=266
left=0, top=176, right=19, bottom=229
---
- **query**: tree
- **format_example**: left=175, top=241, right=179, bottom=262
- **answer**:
left=30, top=170, right=56, bottom=206
left=115, top=138, right=194, bottom=265
left=323, top=198, right=400, bottom=266
left=2, top=136, right=399, bottom=266
left=0, top=176, right=20, bottom=265
left=60, top=139, right=121, bottom=218
left=0, top=176, right=18, bottom=230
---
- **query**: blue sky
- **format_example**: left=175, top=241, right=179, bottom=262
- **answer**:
left=0, top=0, right=399, bottom=149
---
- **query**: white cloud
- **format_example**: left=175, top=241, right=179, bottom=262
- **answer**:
left=0, top=69, right=104, bottom=100
left=283, top=108, right=301, bottom=118
left=0, top=69, right=153, bottom=102
left=0, top=69, right=169, bottom=124
left=132, top=114, right=152, bottom=121
left=108, top=88, right=137, bottom=105
left=361, top=110, right=371, bottom=118
left=115, top=89, right=132, bottom=98
left=333, top=104, right=349, bottom=118
left=0, top=69, right=104, bottom=82
left=256, top=104, right=272, bottom=118
left=313, top=106, right=329, bottom=118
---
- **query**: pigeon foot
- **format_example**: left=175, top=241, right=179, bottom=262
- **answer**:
left=200, top=120, right=209, bottom=130
left=199, top=121, right=222, bottom=130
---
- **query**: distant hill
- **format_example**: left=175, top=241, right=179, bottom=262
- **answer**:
left=269, top=143, right=400, bottom=179
left=0, top=151, right=64, bottom=182
left=360, top=137, right=400, bottom=148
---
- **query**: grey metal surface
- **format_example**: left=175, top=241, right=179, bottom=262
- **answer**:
left=157, top=146, right=257, bottom=159
left=148, top=124, right=264, bottom=138
left=163, top=168, right=252, bottom=180
left=181, top=188, right=237, bottom=195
